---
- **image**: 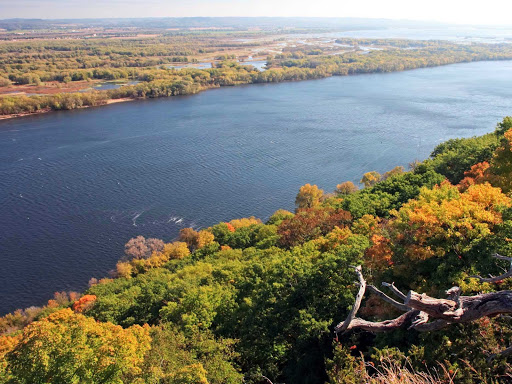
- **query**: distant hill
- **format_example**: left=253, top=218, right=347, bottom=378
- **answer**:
left=0, top=16, right=446, bottom=31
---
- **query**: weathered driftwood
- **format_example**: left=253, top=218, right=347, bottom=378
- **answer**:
left=334, top=258, right=512, bottom=359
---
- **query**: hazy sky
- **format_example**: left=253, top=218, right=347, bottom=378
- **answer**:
left=1, top=0, right=512, bottom=25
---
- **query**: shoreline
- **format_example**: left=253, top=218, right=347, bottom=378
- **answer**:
left=1, top=59, right=511, bottom=122
left=0, top=98, right=134, bottom=120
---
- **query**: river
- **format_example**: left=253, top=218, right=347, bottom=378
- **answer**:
left=1, top=60, right=512, bottom=314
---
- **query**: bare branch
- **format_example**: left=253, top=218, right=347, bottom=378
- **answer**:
left=470, top=269, right=512, bottom=283
left=382, top=282, right=407, bottom=301
left=488, top=345, right=512, bottom=362
left=367, top=285, right=410, bottom=312
left=334, top=265, right=366, bottom=334
left=412, top=319, right=452, bottom=332
left=408, top=311, right=430, bottom=330
left=343, top=311, right=452, bottom=333
left=499, top=345, right=512, bottom=358
left=446, top=286, right=461, bottom=300
left=493, top=253, right=512, bottom=262
left=470, top=254, right=512, bottom=283
left=344, top=311, right=419, bottom=333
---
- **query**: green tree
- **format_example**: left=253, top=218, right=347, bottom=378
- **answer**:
left=488, top=128, right=512, bottom=193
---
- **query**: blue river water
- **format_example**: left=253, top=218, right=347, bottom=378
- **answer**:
left=1, top=60, right=512, bottom=314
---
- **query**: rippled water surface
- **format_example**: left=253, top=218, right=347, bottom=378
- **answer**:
left=1, top=60, right=512, bottom=314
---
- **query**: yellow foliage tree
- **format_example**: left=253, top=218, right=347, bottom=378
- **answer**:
left=360, top=171, right=381, bottom=188
left=162, top=241, right=191, bottom=260
left=351, top=214, right=381, bottom=236
left=172, top=363, right=209, bottom=384
left=295, top=184, right=324, bottom=209
left=335, top=181, right=359, bottom=195
left=314, top=226, right=355, bottom=251
left=391, top=182, right=511, bottom=260
left=382, top=166, right=404, bottom=180
left=228, top=217, right=262, bottom=229
left=116, top=261, right=134, bottom=278
left=4, top=308, right=151, bottom=384
left=197, top=230, right=215, bottom=248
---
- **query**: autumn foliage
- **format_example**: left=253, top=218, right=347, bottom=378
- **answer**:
left=295, top=183, right=324, bottom=209
left=278, top=207, right=352, bottom=248
left=228, top=217, right=262, bottom=230
left=3, top=309, right=151, bottom=383
left=72, top=295, right=97, bottom=313
left=457, top=161, right=490, bottom=191
left=365, top=234, right=393, bottom=269
left=335, top=181, right=358, bottom=195
left=179, top=228, right=216, bottom=250
left=360, top=171, right=381, bottom=188
left=384, top=182, right=511, bottom=261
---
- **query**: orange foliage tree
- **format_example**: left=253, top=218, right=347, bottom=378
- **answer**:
left=457, top=161, right=490, bottom=191
left=0, top=334, right=21, bottom=382
left=390, top=182, right=511, bottom=261
left=72, top=295, right=97, bottom=313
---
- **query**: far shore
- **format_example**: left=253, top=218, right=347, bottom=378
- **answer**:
left=1, top=58, right=512, bottom=122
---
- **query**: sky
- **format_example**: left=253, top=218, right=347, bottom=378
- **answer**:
left=1, top=0, right=512, bottom=25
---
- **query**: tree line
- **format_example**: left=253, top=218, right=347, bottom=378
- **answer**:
left=3, top=39, right=512, bottom=117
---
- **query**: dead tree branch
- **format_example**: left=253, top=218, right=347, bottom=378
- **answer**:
left=382, top=282, right=407, bottom=301
left=334, top=265, right=366, bottom=333
left=488, top=345, right=512, bottom=362
left=493, top=253, right=512, bottom=262
left=336, top=258, right=512, bottom=358
left=367, top=285, right=410, bottom=312
left=470, top=254, right=512, bottom=283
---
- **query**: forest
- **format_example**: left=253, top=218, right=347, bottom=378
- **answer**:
left=2, top=30, right=512, bottom=117
left=1, top=117, right=512, bottom=383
